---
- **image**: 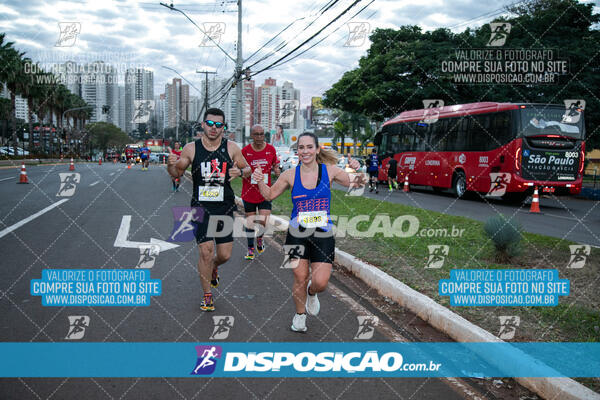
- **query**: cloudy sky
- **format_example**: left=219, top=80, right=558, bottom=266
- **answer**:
left=0, top=0, right=569, bottom=107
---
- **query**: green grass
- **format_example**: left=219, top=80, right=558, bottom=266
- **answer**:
left=230, top=178, right=600, bottom=343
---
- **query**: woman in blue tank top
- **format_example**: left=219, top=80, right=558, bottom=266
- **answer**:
left=253, top=132, right=366, bottom=333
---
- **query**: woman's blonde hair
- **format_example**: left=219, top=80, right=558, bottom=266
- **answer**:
left=298, top=132, right=338, bottom=165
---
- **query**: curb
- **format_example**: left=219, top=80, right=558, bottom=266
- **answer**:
left=231, top=196, right=597, bottom=400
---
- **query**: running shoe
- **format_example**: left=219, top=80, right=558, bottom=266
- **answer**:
left=394, top=181, right=399, bottom=190
left=200, top=294, right=215, bottom=312
left=256, top=237, right=265, bottom=254
left=211, top=267, right=219, bottom=288
left=245, top=247, right=255, bottom=260
left=291, top=313, right=307, bottom=333
left=305, top=280, right=320, bottom=316
left=369, top=187, right=373, bottom=192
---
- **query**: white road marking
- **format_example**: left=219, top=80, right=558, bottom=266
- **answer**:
left=0, top=177, right=14, bottom=182
left=109, top=172, right=115, bottom=176
left=90, top=180, right=100, bottom=186
left=113, top=215, right=179, bottom=251
left=0, top=199, right=69, bottom=239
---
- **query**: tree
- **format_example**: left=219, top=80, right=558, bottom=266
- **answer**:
left=87, top=122, right=130, bottom=155
left=323, top=0, right=600, bottom=148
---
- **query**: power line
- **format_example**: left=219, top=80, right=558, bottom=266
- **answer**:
left=249, top=0, right=364, bottom=77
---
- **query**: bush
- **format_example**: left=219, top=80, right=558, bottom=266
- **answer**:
left=484, top=215, right=523, bottom=262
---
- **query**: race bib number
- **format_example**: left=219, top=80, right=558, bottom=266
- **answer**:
left=198, top=186, right=224, bottom=201
left=298, top=211, right=328, bottom=228
left=251, top=172, right=269, bottom=185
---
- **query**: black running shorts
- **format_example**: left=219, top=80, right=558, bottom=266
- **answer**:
left=285, top=226, right=335, bottom=264
left=192, top=207, right=234, bottom=244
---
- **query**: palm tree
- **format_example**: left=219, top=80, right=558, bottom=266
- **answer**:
left=0, top=35, right=27, bottom=155
left=20, top=60, right=45, bottom=154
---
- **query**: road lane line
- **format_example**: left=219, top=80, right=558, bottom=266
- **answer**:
left=109, top=172, right=115, bottom=176
left=0, top=199, right=69, bottom=239
left=90, top=180, right=101, bottom=186
left=0, top=177, right=14, bottom=182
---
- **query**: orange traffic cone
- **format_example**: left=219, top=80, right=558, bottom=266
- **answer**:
left=113, top=157, right=117, bottom=164
left=69, top=158, right=75, bottom=171
left=529, top=186, right=541, bottom=213
left=99, top=158, right=102, bottom=165
left=403, top=175, right=410, bottom=193
left=127, top=163, right=131, bottom=169
left=17, top=163, right=29, bottom=184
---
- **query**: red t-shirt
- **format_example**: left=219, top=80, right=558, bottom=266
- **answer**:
left=242, top=143, right=279, bottom=203
left=172, top=148, right=182, bottom=159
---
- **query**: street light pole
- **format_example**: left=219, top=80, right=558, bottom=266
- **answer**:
left=236, top=0, right=244, bottom=145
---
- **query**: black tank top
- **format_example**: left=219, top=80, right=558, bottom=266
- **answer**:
left=191, top=137, right=235, bottom=211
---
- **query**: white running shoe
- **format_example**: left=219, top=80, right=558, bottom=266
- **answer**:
left=291, top=313, right=307, bottom=332
left=306, top=281, right=320, bottom=316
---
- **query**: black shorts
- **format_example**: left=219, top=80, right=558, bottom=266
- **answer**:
left=368, top=169, right=378, bottom=178
left=242, top=199, right=272, bottom=213
left=285, top=226, right=335, bottom=264
left=192, top=207, right=234, bottom=244
left=388, top=171, right=397, bottom=179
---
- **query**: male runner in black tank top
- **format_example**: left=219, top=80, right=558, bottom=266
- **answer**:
left=167, top=108, right=251, bottom=311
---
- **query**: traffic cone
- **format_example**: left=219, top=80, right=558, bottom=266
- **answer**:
left=113, top=157, right=116, bottom=164
left=99, top=158, right=102, bottom=165
left=17, top=163, right=29, bottom=184
left=127, top=163, right=131, bottom=169
left=529, top=186, right=541, bottom=213
left=69, top=158, right=75, bottom=171
left=403, top=175, right=410, bottom=193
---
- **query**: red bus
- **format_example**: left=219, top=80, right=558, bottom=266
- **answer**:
left=374, top=102, right=585, bottom=201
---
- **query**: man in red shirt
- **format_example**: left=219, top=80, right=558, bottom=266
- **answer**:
left=241, top=125, right=280, bottom=260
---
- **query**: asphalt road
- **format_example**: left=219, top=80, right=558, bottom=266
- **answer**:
left=335, top=181, right=600, bottom=248
left=0, top=162, right=535, bottom=399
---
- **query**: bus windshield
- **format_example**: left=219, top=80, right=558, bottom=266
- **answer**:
left=519, top=106, right=584, bottom=139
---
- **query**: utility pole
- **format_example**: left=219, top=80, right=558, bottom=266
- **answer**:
left=236, top=0, right=244, bottom=145
left=196, top=70, right=217, bottom=114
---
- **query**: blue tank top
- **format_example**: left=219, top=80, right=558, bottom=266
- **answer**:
left=290, top=164, right=333, bottom=232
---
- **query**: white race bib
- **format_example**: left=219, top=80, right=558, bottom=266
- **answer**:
left=198, top=186, right=224, bottom=201
left=298, top=210, right=328, bottom=228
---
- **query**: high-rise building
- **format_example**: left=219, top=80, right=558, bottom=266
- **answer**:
left=256, top=77, right=279, bottom=133
left=154, top=93, right=167, bottom=135
left=188, top=95, right=202, bottom=123
left=118, top=86, right=126, bottom=132
left=165, top=78, right=189, bottom=129
left=125, top=68, right=154, bottom=133
left=80, top=61, right=117, bottom=124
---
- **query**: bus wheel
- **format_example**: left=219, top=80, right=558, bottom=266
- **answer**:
left=452, top=171, right=467, bottom=198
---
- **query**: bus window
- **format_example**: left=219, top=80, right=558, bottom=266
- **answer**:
left=414, top=123, right=429, bottom=151
left=493, top=112, right=512, bottom=145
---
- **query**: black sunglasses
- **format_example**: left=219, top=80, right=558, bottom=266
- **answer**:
left=205, top=120, right=225, bottom=129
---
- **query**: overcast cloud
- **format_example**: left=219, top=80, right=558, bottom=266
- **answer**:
left=0, top=0, right=565, bottom=106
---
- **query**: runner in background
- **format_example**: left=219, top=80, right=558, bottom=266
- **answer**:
left=140, top=145, right=150, bottom=171
left=367, top=148, right=379, bottom=193
left=387, top=156, right=398, bottom=192
left=252, top=132, right=366, bottom=333
left=241, top=125, right=280, bottom=260
left=171, top=141, right=182, bottom=192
